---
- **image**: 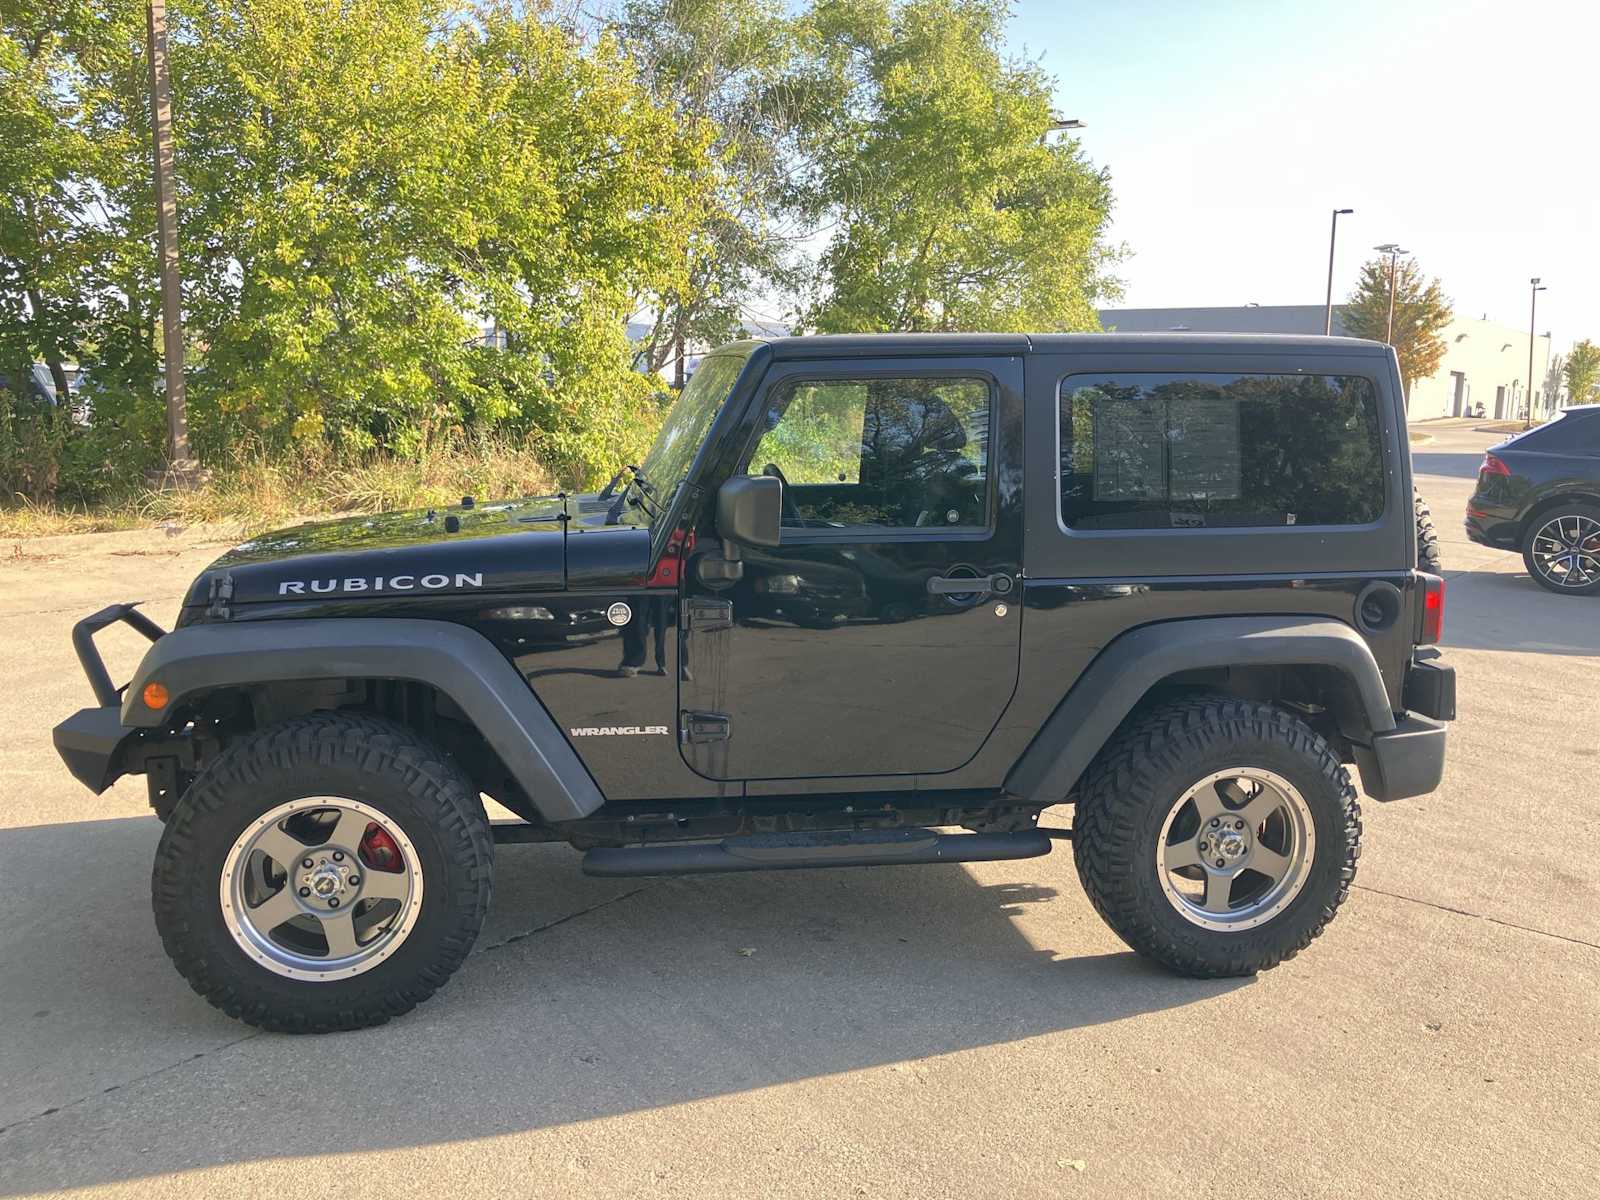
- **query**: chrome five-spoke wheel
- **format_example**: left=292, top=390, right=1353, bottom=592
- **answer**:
left=220, top=797, right=423, bottom=980
left=1528, top=513, right=1600, bottom=590
left=1156, top=767, right=1315, bottom=932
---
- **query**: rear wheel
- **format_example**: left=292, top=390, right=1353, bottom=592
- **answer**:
left=1520, top=503, right=1600, bottom=595
left=1072, top=696, right=1360, bottom=977
left=153, top=713, right=493, bottom=1032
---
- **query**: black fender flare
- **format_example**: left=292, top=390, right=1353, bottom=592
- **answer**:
left=122, top=618, right=604, bottom=822
left=1004, top=616, right=1396, bottom=805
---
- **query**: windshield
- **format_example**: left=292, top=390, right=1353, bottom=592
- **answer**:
left=638, top=352, right=748, bottom=517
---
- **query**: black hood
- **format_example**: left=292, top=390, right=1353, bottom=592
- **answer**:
left=181, top=493, right=653, bottom=609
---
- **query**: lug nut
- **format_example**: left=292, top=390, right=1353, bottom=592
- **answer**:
left=1215, top=859, right=1225, bottom=868
left=1199, top=840, right=1210, bottom=852
left=329, top=897, right=340, bottom=908
left=302, top=858, right=313, bottom=868
left=1235, top=819, right=1245, bottom=829
left=332, top=851, right=344, bottom=862
left=299, top=887, right=311, bottom=897
left=348, top=875, right=360, bottom=886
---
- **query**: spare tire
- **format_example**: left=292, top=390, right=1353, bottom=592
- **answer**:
left=1415, top=487, right=1442, bottom=574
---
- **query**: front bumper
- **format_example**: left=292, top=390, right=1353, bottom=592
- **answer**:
left=53, top=705, right=136, bottom=793
left=53, top=602, right=165, bottom=793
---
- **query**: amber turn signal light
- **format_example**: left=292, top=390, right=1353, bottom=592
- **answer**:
left=142, top=681, right=170, bottom=710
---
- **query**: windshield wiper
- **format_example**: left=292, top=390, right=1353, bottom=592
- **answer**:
left=603, top=464, right=660, bottom=524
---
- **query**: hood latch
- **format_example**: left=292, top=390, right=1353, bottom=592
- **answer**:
left=205, top=573, right=235, bottom=621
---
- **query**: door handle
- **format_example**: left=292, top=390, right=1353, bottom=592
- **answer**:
left=926, top=573, right=1013, bottom=595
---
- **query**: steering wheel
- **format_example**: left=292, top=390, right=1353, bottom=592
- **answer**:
left=762, top=463, right=805, bottom=526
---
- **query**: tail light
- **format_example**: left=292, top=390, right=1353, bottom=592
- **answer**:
left=1479, top=453, right=1511, bottom=478
left=1417, top=572, right=1445, bottom=645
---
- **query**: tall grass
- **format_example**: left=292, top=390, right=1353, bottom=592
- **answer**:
left=0, top=436, right=562, bottom=539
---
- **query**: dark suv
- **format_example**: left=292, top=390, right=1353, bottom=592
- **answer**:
left=54, top=333, right=1454, bottom=1032
left=1466, top=404, right=1600, bottom=594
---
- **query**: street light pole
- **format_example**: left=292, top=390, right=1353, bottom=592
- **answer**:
left=1374, top=243, right=1408, bottom=344
left=1324, top=208, right=1353, bottom=335
left=1526, top=278, right=1547, bottom=430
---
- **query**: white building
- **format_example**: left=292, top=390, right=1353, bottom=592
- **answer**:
left=1098, top=305, right=1556, bottom=421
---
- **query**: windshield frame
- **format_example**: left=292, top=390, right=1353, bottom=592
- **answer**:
left=636, top=347, right=754, bottom=529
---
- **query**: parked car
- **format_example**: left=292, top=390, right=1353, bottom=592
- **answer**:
left=54, top=333, right=1454, bottom=1033
left=1465, top=404, right=1600, bottom=595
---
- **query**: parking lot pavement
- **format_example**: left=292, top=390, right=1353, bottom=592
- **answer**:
left=2, top=439, right=1596, bottom=1200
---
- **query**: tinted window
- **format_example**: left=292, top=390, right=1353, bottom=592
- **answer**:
left=750, top=377, right=990, bottom=528
left=1511, top=409, right=1600, bottom=453
left=1059, top=373, right=1384, bottom=530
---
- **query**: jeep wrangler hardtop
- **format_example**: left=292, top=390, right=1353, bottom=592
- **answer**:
left=55, top=332, right=1455, bottom=1032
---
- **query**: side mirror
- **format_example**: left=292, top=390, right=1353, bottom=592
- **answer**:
left=716, top=474, right=782, bottom=550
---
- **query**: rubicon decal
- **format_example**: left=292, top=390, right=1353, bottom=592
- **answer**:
left=568, top=725, right=670, bottom=737
left=278, top=573, right=484, bottom=596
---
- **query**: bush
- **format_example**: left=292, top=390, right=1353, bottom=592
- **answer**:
left=0, top=385, right=72, bottom=504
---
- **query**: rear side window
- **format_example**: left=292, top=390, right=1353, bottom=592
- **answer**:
left=1508, top=409, right=1600, bottom=452
left=1058, top=372, right=1385, bottom=530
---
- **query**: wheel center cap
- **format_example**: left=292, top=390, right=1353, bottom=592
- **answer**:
left=1214, top=829, right=1247, bottom=862
left=310, top=867, right=342, bottom=897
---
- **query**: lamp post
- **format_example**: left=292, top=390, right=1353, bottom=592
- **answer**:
left=1526, top=278, right=1547, bottom=429
left=1324, top=208, right=1353, bottom=335
left=1374, top=243, right=1409, bottom=344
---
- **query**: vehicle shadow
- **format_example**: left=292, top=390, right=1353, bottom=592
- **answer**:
left=1442, top=568, right=1600, bottom=655
left=0, top=815, right=1240, bottom=1193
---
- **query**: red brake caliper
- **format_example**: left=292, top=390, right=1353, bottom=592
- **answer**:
left=359, top=822, right=404, bottom=872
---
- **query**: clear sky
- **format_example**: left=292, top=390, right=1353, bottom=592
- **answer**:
left=1008, top=0, right=1599, bottom=349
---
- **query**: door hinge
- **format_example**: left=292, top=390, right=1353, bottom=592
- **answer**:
left=681, top=710, right=731, bottom=744
left=206, top=573, right=234, bottom=620
left=685, top=597, right=734, bottom=632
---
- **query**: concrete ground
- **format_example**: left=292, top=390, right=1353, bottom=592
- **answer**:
left=1, top=424, right=1596, bottom=1199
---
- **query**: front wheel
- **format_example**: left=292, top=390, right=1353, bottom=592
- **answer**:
left=153, top=713, right=493, bottom=1032
left=1072, top=696, right=1360, bottom=978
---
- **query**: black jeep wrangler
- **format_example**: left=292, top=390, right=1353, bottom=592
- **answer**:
left=54, top=334, right=1455, bottom=1032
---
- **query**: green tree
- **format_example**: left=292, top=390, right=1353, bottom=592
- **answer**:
left=1563, top=339, right=1600, bottom=407
left=797, top=0, right=1120, bottom=334
left=616, top=0, right=821, bottom=372
left=170, top=0, right=718, bottom=482
left=0, top=0, right=163, bottom=497
left=1341, top=256, right=1452, bottom=402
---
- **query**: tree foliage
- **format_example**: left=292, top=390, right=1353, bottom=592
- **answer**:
left=615, top=0, right=820, bottom=370
left=172, top=0, right=718, bottom=482
left=1341, top=256, right=1452, bottom=400
left=1563, top=339, right=1600, bottom=407
left=2, top=0, right=1124, bottom=507
left=797, top=0, right=1120, bottom=334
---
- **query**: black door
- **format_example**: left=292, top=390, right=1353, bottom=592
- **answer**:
left=679, top=355, right=1025, bottom=782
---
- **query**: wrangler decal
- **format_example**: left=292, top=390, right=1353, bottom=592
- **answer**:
left=568, top=725, right=671, bottom=737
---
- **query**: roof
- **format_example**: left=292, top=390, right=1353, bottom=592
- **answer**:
left=751, top=331, right=1390, bottom=360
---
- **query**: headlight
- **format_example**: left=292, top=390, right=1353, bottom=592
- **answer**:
left=754, top=574, right=803, bottom=595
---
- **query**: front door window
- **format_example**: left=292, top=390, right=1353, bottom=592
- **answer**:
left=749, top=377, right=991, bottom=530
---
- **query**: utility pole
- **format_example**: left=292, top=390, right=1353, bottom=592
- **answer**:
left=1526, top=278, right=1547, bottom=430
left=1374, top=243, right=1408, bottom=344
left=1324, top=208, right=1352, bottom=335
left=147, top=0, right=196, bottom=482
